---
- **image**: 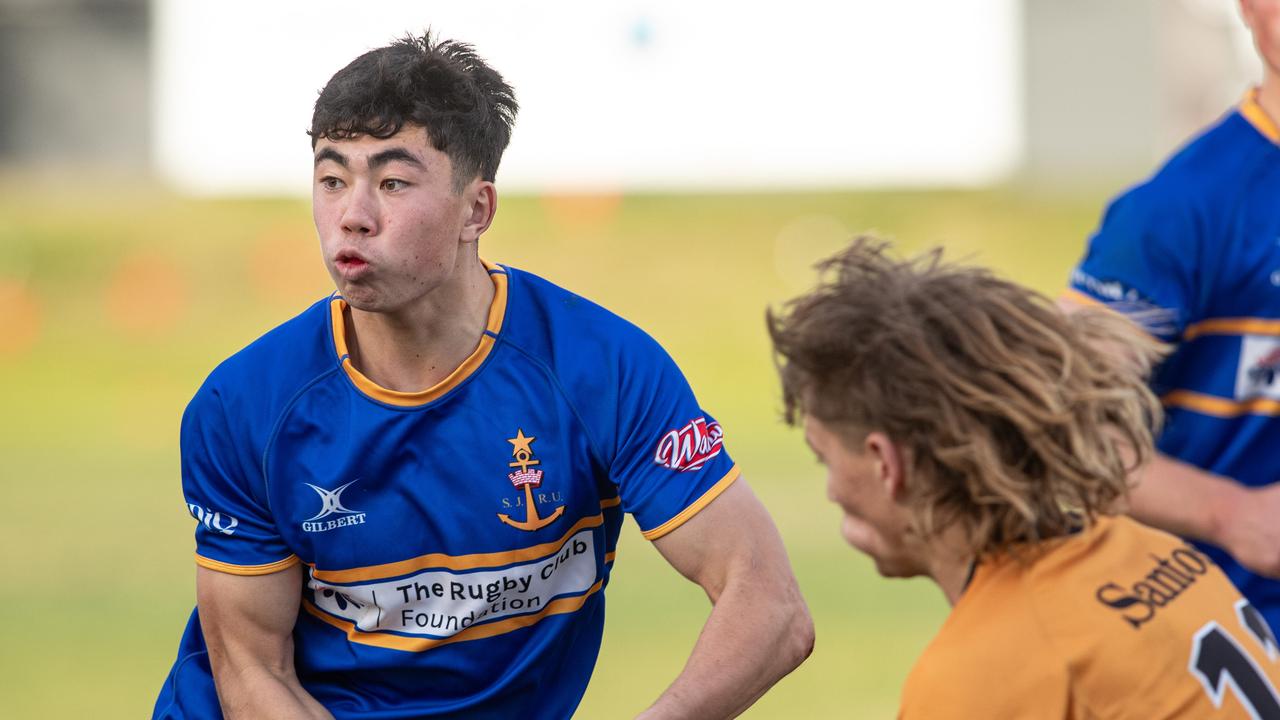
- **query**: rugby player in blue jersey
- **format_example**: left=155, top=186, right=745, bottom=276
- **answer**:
left=1062, top=0, right=1280, bottom=632
left=153, top=32, right=812, bottom=720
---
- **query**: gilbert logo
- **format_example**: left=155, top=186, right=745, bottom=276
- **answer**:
left=497, top=428, right=564, bottom=532
left=654, top=417, right=723, bottom=472
left=302, top=479, right=367, bottom=533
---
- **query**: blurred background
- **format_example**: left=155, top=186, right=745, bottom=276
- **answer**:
left=0, top=0, right=1262, bottom=717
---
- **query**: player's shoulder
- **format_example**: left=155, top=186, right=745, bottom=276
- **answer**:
left=499, top=263, right=675, bottom=367
left=191, top=295, right=337, bottom=414
left=918, top=559, right=1058, bottom=674
left=902, top=589, right=1067, bottom=718
left=1164, top=107, right=1273, bottom=178
left=1030, top=515, right=1195, bottom=583
left=1039, top=515, right=1237, bottom=619
left=1120, top=106, right=1274, bottom=211
left=902, top=527, right=1140, bottom=718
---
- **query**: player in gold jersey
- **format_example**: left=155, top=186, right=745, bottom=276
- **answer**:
left=768, top=238, right=1280, bottom=719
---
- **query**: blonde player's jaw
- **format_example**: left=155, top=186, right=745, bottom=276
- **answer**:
left=805, top=416, right=922, bottom=578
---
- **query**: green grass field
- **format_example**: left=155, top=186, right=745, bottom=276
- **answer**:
left=0, top=181, right=1117, bottom=718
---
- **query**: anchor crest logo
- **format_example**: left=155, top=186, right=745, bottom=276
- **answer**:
left=497, top=428, right=565, bottom=531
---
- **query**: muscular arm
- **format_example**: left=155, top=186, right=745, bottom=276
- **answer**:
left=638, top=478, right=814, bottom=720
left=197, top=564, right=334, bottom=720
left=1128, top=453, right=1280, bottom=577
left=1059, top=297, right=1280, bottom=578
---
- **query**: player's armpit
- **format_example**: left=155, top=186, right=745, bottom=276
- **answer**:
left=639, top=478, right=814, bottom=720
left=196, top=565, right=334, bottom=720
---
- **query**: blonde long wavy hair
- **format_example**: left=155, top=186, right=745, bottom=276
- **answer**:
left=768, top=237, right=1164, bottom=557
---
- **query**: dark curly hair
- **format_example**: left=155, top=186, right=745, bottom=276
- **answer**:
left=769, top=237, right=1165, bottom=557
left=308, top=31, right=519, bottom=191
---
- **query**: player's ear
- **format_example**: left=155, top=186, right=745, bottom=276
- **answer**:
left=1240, top=0, right=1256, bottom=28
left=460, top=179, right=497, bottom=244
left=864, top=431, right=907, bottom=500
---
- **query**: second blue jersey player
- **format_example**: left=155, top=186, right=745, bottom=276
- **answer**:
left=1063, top=0, right=1280, bottom=633
left=152, top=32, right=813, bottom=719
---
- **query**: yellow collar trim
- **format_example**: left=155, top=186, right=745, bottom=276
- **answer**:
left=330, top=260, right=508, bottom=407
left=1240, top=88, right=1280, bottom=144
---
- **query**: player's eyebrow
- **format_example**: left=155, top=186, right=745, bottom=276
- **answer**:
left=314, top=147, right=348, bottom=168
left=367, top=148, right=425, bottom=171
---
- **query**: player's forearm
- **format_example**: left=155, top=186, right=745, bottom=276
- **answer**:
left=637, top=579, right=813, bottom=719
left=213, top=663, right=334, bottom=720
left=1127, top=452, right=1245, bottom=547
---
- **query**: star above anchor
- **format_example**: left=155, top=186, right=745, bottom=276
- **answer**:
left=508, top=428, right=535, bottom=456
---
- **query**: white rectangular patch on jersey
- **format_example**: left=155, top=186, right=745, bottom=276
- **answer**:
left=1234, top=335, right=1280, bottom=401
left=308, top=529, right=597, bottom=638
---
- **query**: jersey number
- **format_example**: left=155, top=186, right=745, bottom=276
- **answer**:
left=1190, top=600, right=1280, bottom=719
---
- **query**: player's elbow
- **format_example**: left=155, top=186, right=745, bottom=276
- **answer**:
left=770, top=587, right=815, bottom=674
left=786, top=599, right=816, bottom=671
left=752, top=556, right=814, bottom=673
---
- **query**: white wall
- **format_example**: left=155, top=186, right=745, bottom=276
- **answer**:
left=154, top=0, right=1022, bottom=194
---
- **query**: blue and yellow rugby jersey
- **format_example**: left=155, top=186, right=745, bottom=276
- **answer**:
left=1066, top=90, right=1280, bottom=631
left=153, top=262, right=739, bottom=719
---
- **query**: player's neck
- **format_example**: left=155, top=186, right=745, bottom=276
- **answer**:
left=925, top=526, right=975, bottom=607
left=344, top=256, right=495, bottom=393
left=1258, top=71, right=1280, bottom=136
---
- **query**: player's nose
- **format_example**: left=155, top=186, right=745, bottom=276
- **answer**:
left=340, top=187, right=378, bottom=236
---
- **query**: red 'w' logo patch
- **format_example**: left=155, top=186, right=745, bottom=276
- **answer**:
left=654, top=417, right=724, bottom=472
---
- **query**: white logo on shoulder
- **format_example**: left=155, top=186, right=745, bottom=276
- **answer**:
left=188, top=503, right=239, bottom=535
left=1235, top=336, right=1280, bottom=401
left=302, top=479, right=368, bottom=533
left=1071, top=268, right=1144, bottom=303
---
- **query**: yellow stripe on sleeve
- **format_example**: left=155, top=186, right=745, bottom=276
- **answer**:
left=1162, top=390, right=1280, bottom=418
left=641, top=465, right=741, bottom=541
left=195, top=553, right=300, bottom=576
left=1058, top=288, right=1107, bottom=309
left=1182, top=317, right=1280, bottom=341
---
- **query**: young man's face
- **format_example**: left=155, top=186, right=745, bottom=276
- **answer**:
left=803, top=415, right=921, bottom=578
left=312, top=125, right=473, bottom=313
left=1243, top=0, right=1280, bottom=78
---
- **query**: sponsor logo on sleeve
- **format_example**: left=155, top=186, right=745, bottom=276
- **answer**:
left=1069, top=269, right=1179, bottom=337
left=653, top=417, right=723, bottom=472
left=1070, top=268, right=1147, bottom=304
left=188, top=503, right=239, bottom=536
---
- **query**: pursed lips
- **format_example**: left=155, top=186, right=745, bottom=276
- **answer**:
left=334, top=250, right=371, bottom=278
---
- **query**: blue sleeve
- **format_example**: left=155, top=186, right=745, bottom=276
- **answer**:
left=1067, top=183, right=1202, bottom=341
left=181, top=383, right=297, bottom=575
left=608, top=331, right=739, bottom=540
